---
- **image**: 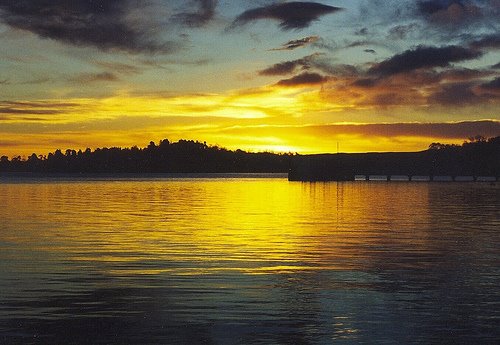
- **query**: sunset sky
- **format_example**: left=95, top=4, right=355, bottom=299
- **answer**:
left=0, top=0, right=499, bottom=156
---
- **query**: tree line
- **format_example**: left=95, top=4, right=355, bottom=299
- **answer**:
left=0, top=139, right=293, bottom=173
left=425, top=135, right=499, bottom=177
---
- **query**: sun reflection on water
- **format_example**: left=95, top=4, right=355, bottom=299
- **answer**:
left=1, top=179, right=433, bottom=277
left=1, top=178, right=499, bottom=344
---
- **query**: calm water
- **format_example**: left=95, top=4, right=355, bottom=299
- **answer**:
left=0, top=176, right=499, bottom=344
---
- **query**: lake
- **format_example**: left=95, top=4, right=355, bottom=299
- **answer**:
left=0, top=176, right=499, bottom=344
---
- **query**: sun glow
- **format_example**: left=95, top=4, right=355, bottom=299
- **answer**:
left=1, top=82, right=498, bottom=158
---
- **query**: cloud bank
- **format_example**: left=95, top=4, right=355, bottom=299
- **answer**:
left=0, top=0, right=218, bottom=54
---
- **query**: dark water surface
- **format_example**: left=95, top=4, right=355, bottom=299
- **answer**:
left=1, top=177, right=499, bottom=344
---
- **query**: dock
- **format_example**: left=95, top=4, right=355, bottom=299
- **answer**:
left=288, top=151, right=499, bottom=182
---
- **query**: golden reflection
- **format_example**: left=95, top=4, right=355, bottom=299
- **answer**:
left=0, top=179, right=434, bottom=277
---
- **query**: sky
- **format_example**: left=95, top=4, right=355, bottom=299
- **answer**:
left=0, top=0, right=499, bottom=156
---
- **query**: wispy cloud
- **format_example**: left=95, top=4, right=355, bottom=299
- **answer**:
left=387, top=24, right=419, bottom=40
left=0, top=101, right=82, bottom=116
left=276, top=72, right=328, bottom=86
left=93, top=62, right=143, bottom=76
left=270, top=36, right=320, bottom=50
left=175, top=0, right=218, bottom=27
left=69, top=72, right=120, bottom=84
left=258, top=52, right=357, bottom=79
left=258, top=54, right=319, bottom=76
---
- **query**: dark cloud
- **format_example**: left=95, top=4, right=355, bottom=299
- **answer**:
left=0, top=108, right=63, bottom=115
left=353, top=67, right=490, bottom=90
left=258, top=53, right=356, bottom=81
left=0, top=100, right=79, bottom=116
left=228, top=121, right=500, bottom=141
left=1, top=101, right=79, bottom=108
left=258, top=54, right=318, bottom=76
left=313, top=62, right=358, bottom=77
left=271, top=36, right=319, bottom=50
left=370, top=93, right=409, bottom=107
left=492, top=62, right=500, bottom=69
left=429, top=82, right=483, bottom=106
left=369, top=45, right=482, bottom=77
left=257, top=40, right=496, bottom=109
left=353, top=78, right=378, bottom=88
left=230, top=2, right=342, bottom=30
left=364, top=49, right=377, bottom=54
left=0, top=0, right=177, bottom=54
left=481, top=77, right=500, bottom=90
left=330, top=64, right=497, bottom=109
left=277, top=72, right=327, bottom=86
left=469, top=34, right=500, bottom=50
left=175, top=0, right=217, bottom=27
left=438, top=68, right=490, bottom=81
left=417, top=0, right=483, bottom=25
left=387, top=69, right=444, bottom=87
left=418, top=0, right=458, bottom=15
left=0, top=116, right=51, bottom=121
left=0, top=116, right=54, bottom=122
left=313, top=120, right=500, bottom=139
left=259, top=53, right=359, bottom=80
left=260, top=61, right=303, bottom=76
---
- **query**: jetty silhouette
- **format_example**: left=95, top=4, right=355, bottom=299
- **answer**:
left=289, top=137, right=499, bottom=181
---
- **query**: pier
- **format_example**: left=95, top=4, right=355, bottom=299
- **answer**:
left=288, top=150, right=499, bottom=182
left=352, top=175, right=497, bottom=182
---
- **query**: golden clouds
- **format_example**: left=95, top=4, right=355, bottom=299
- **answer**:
left=0, top=84, right=320, bottom=125
left=1, top=80, right=498, bottom=157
